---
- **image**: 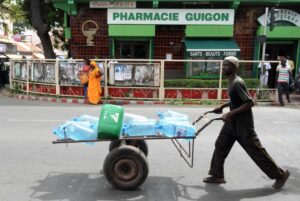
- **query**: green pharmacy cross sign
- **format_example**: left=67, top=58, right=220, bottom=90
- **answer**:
left=108, top=9, right=234, bottom=25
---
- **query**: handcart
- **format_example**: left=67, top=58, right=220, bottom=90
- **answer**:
left=52, top=112, right=222, bottom=190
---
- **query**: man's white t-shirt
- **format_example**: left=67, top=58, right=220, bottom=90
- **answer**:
left=258, top=62, right=271, bottom=76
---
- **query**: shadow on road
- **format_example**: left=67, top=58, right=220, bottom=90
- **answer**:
left=30, top=172, right=181, bottom=201
left=30, top=167, right=300, bottom=201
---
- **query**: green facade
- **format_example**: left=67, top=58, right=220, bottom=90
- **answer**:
left=257, top=26, right=300, bottom=39
left=53, top=0, right=300, bottom=78
left=186, top=25, right=233, bottom=37
left=109, top=25, right=155, bottom=37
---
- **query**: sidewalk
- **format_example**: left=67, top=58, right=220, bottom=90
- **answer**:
left=290, top=93, right=300, bottom=104
left=1, top=86, right=300, bottom=107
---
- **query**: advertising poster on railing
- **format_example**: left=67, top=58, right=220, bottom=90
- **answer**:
left=114, top=64, right=133, bottom=81
left=13, top=62, right=27, bottom=80
left=32, top=62, right=55, bottom=83
left=109, top=63, right=160, bottom=86
left=124, top=65, right=133, bottom=80
left=59, top=61, right=105, bottom=86
left=134, top=65, right=154, bottom=85
left=114, top=63, right=125, bottom=81
left=59, top=62, right=82, bottom=85
left=134, top=64, right=160, bottom=86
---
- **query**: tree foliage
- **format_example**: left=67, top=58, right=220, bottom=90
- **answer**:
left=1, top=0, right=69, bottom=58
left=0, top=0, right=26, bottom=21
left=21, top=0, right=68, bottom=58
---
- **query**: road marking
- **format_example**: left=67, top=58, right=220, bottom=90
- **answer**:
left=273, top=121, right=300, bottom=125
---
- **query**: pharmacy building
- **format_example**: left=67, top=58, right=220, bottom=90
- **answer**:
left=53, top=0, right=300, bottom=86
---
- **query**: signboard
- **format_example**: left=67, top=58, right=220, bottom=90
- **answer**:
left=114, top=64, right=133, bottom=81
left=108, top=9, right=234, bottom=25
left=0, top=22, right=4, bottom=36
left=13, top=62, right=27, bottom=80
left=0, top=44, right=6, bottom=53
left=258, top=9, right=300, bottom=27
left=109, top=63, right=160, bottom=86
left=32, top=62, right=55, bottom=83
left=189, top=51, right=238, bottom=57
left=90, top=1, right=136, bottom=8
left=166, top=53, right=172, bottom=60
left=59, top=61, right=104, bottom=86
left=82, top=20, right=98, bottom=46
left=59, top=62, right=83, bottom=86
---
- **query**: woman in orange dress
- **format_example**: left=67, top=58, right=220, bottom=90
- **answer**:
left=87, top=61, right=102, bottom=104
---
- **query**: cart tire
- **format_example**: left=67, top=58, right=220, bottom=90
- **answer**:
left=109, top=140, right=148, bottom=156
left=103, top=145, right=149, bottom=190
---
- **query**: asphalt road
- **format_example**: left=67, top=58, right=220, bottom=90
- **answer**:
left=0, top=95, right=300, bottom=201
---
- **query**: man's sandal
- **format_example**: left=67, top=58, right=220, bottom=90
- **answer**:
left=203, top=176, right=226, bottom=184
left=272, top=169, right=290, bottom=189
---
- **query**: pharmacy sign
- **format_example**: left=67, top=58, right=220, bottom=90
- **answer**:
left=108, top=9, right=234, bottom=25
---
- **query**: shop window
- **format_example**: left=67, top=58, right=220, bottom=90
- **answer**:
left=121, top=44, right=131, bottom=58
left=116, top=41, right=149, bottom=59
left=188, top=57, right=220, bottom=78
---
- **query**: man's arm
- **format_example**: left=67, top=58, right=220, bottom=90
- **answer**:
left=223, top=100, right=254, bottom=121
left=210, top=102, right=230, bottom=114
left=223, top=80, right=254, bottom=121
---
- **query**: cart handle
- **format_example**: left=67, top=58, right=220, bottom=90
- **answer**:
left=195, top=117, right=223, bottom=136
left=192, top=111, right=215, bottom=125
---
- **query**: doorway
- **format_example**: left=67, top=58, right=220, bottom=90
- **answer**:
left=265, top=42, right=297, bottom=88
left=115, top=40, right=149, bottom=59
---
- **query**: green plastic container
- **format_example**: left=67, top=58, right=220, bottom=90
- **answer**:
left=97, top=104, right=124, bottom=139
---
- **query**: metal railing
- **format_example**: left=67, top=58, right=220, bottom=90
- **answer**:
left=9, top=59, right=280, bottom=101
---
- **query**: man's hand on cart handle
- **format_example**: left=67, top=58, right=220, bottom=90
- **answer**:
left=211, top=106, right=223, bottom=114
left=193, top=110, right=214, bottom=125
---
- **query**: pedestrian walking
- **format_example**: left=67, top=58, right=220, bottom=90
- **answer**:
left=203, top=56, right=290, bottom=190
left=87, top=61, right=102, bottom=104
left=80, top=58, right=91, bottom=100
left=276, top=58, right=292, bottom=106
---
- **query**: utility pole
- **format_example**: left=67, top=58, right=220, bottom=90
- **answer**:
left=261, top=7, right=268, bottom=68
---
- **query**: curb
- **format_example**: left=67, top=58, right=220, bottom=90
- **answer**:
left=0, top=90, right=222, bottom=106
left=0, top=89, right=289, bottom=106
left=11, top=94, right=171, bottom=105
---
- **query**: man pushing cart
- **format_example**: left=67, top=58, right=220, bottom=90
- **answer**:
left=52, top=56, right=289, bottom=191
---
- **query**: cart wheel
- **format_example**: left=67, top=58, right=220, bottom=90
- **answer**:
left=109, top=140, right=148, bottom=156
left=103, top=145, right=149, bottom=190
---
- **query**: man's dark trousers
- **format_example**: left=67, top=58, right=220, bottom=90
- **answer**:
left=208, top=122, right=284, bottom=179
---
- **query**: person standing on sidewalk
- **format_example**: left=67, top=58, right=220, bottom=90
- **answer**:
left=258, top=55, right=272, bottom=87
left=81, top=58, right=91, bottom=100
left=87, top=61, right=102, bottom=104
left=203, top=56, right=289, bottom=190
left=276, top=58, right=292, bottom=106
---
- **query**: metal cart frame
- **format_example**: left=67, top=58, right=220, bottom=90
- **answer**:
left=52, top=112, right=222, bottom=190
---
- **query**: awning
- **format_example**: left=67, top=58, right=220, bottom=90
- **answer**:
left=109, top=25, right=155, bottom=37
left=5, top=54, right=23, bottom=59
left=185, top=39, right=240, bottom=57
left=24, top=55, right=32, bottom=59
left=33, top=53, right=45, bottom=59
left=0, top=54, right=7, bottom=58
